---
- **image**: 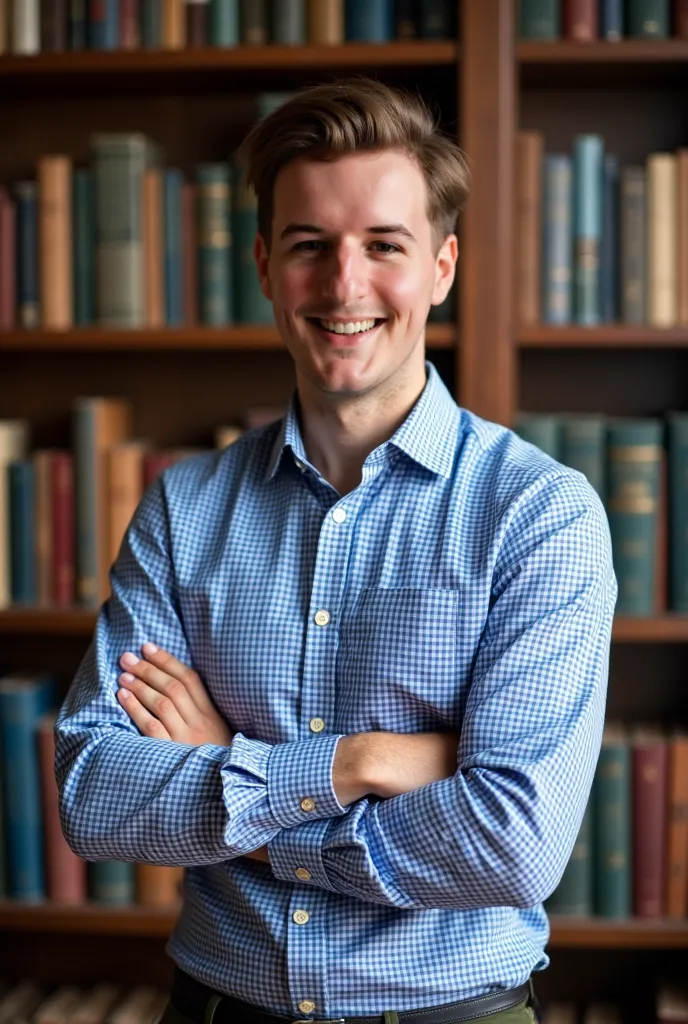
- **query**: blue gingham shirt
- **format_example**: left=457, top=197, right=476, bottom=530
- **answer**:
left=56, top=361, right=617, bottom=1018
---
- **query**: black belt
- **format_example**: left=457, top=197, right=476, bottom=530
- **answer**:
left=170, top=968, right=535, bottom=1024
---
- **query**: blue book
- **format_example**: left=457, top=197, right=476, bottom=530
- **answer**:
left=197, top=164, right=232, bottom=325
left=600, top=0, right=623, bottom=39
left=542, top=154, right=573, bottom=325
left=14, top=182, right=39, bottom=329
left=345, top=0, right=393, bottom=41
left=89, top=860, right=135, bottom=905
left=73, top=169, right=95, bottom=325
left=573, top=135, right=603, bottom=326
left=210, top=0, right=240, bottom=45
left=600, top=154, right=619, bottom=324
left=9, top=460, right=36, bottom=606
left=0, top=674, right=57, bottom=901
left=164, top=169, right=185, bottom=326
left=141, top=0, right=163, bottom=47
left=89, top=0, right=119, bottom=49
left=232, top=158, right=274, bottom=324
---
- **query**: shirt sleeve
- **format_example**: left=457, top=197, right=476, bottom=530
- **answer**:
left=55, top=474, right=346, bottom=867
left=268, top=472, right=618, bottom=909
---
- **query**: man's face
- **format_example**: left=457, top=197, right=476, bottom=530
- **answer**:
left=255, top=149, right=457, bottom=402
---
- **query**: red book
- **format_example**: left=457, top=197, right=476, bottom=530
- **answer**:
left=51, top=451, right=75, bottom=607
left=143, top=451, right=176, bottom=489
left=563, top=0, right=598, bottom=40
left=186, top=0, right=208, bottom=45
left=0, top=187, right=15, bottom=330
left=38, top=713, right=87, bottom=904
left=632, top=727, right=669, bottom=918
left=120, top=0, right=140, bottom=49
left=182, top=182, right=197, bottom=326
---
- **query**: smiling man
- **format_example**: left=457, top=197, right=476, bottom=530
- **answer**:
left=56, top=80, right=617, bottom=1024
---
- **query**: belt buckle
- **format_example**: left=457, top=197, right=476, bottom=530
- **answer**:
left=291, top=1019, right=345, bottom=1023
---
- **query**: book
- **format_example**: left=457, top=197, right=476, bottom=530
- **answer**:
left=518, top=0, right=562, bottom=39
left=41, top=0, right=68, bottom=49
left=632, top=725, right=668, bottom=918
left=545, top=797, right=593, bottom=915
left=620, top=166, right=646, bottom=325
left=164, top=168, right=185, bottom=325
left=37, top=711, right=87, bottom=904
left=38, top=155, right=72, bottom=330
left=12, top=0, right=40, bottom=53
left=142, top=168, right=165, bottom=328
left=141, top=0, right=163, bottom=45
left=647, top=153, right=677, bottom=327
left=514, top=131, right=543, bottom=325
left=73, top=168, right=95, bottom=325
left=8, top=459, right=36, bottom=605
left=0, top=419, right=30, bottom=609
left=0, top=187, right=14, bottom=329
left=182, top=181, right=197, bottom=325
left=665, top=731, right=688, bottom=917
left=564, top=0, right=597, bottom=40
left=90, top=0, right=120, bottom=48
left=573, top=135, right=603, bottom=326
left=600, top=0, right=623, bottom=40
left=51, top=450, right=75, bottom=607
left=627, top=0, right=669, bottom=38
left=678, top=150, right=688, bottom=324
left=120, top=0, right=140, bottom=48
left=542, top=154, right=573, bottom=324
left=232, top=158, right=273, bottom=323
left=513, top=412, right=561, bottom=460
left=593, top=723, right=631, bottom=918
left=560, top=414, right=606, bottom=504
left=209, top=0, right=239, bottom=45
left=307, top=0, right=343, bottom=44
left=240, top=0, right=266, bottom=43
left=69, top=0, right=88, bottom=49
left=162, top=0, right=185, bottom=48
left=271, top=0, right=305, bottom=44
left=197, top=164, right=232, bottom=325
left=89, top=860, right=135, bottom=904
left=345, top=0, right=393, bottom=41
left=14, top=181, right=39, bottom=328
left=667, top=412, right=688, bottom=612
left=186, top=0, right=209, bottom=45
left=34, top=449, right=54, bottom=606
left=135, top=863, right=183, bottom=906
left=600, top=154, right=619, bottom=323
left=107, top=441, right=147, bottom=567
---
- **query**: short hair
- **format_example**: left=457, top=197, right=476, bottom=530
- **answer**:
left=240, top=77, right=470, bottom=253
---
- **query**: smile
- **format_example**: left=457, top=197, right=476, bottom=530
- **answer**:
left=307, top=317, right=386, bottom=336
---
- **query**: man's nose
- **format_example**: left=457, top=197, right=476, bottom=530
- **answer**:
left=320, top=244, right=368, bottom=306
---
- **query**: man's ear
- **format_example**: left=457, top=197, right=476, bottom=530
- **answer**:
left=254, top=233, right=272, bottom=301
left=431, top=234, right=458, bottom=307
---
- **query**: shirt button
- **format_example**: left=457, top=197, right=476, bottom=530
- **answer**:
left=293, top=909, right=310, bottom=925
left=314, top=609, right=331, bottom=627
left=294, top=458, right=306, bottom=472
left=295, top=867, right=311, bottom=881
left=298, top=1000, right=315, bottom=1014
left=300, top=797, right=316, bottom=812
left=309, top=717, right=325, bottom=733
left=332, top=507, right=347, bottom=523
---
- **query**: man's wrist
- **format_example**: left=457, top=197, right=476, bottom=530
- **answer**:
left=332, top=733, right=380, bottom=806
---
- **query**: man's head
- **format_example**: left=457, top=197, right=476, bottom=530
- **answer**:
left=240, top=78, right=470, bottom=405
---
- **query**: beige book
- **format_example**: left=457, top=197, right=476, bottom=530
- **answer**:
left=34, top=450, right=53, bottom=605
left=215, top=425, right=243, bottom=448
left=34, top=986, right=85, bottom=1024
left=0, top=419, right=30, bottom=609
left=307, top=0, right=343, bottom=44
left=107, top=440, right=147, bottom=566
left=647, top=152, right=677, bottom=327
left=136, top=863, right=183, bottom=907
left=0, top=0, right=6, bottom=53
left=38, top=155, right=73, bottom=330
left=162, top=0, right=185, bottom=48
left=515, top=131, right=544, bottom=325
left=11, top=0, right=39, bottom=53
left=677, top=150, right=688, bottom=324
left=143, top=169, right=165, bottom=327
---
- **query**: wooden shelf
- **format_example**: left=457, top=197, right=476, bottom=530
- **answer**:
left=548, top=915, right=688, bottom=949
left=612, top=615, right=688, bottom=643
left=519, top=326, right=688, bottom=349
left=0, top=324, right=455, bottom=352
left=518, top=39, right=688, bottom=86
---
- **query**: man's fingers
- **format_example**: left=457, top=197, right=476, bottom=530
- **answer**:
left=119, top=652, right=199, bottom=722
left=118, top=673, right=187, bottom=738
left=139, top=644, right=214, bottom=713
left=117, top=687, right=172, bottom=741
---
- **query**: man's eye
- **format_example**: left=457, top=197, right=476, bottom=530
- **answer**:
left=370, top=242, right=400, bottom=254
left=293, top=240, right=326, bottom=252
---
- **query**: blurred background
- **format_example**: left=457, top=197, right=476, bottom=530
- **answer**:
left=0, top=1, right=687, bottom=1022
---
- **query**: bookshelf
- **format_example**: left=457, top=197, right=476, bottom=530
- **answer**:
left=2, top=0, right=688, bottom=1011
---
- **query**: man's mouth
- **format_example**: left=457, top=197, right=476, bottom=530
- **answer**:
left=306, top=317, right=386, bottom=336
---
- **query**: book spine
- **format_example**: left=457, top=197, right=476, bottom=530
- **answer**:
left=209, top=0, right=239, bottom=44
left=677, top=151, right=688, bottom=325
left=0, top=0, right=6, bottom=53
left=676, top=0, right=688, bottom=37
left=620, top=166, right=647, bottom=325
left=240, top=0, right=267, bottom=43
left=668, top=413, right=688, bottom=612
left=69, top=0, right=87, bottom=48
left=515, top=132, right=543, bottom=325
left=600, top=154, right=619, bottom=323
left=141, top=0, right=163, bottom=45
left=38, top=155, right=73, bottom=330
left=519, top=0, right=562, bottom=38
left=182, top=182, right=198, bottom=325
left=164, top=169, right=185, bottom=325
left=12, top=0, right=40, bottom=52
left=14, top=181, right=40, bottom=329
left=563, top=0, right=597, bottom=39
left=51, top=452, right=75, bottom=607
left=41, top=0, right=68, bottom=50
left=232, top=160, right=273, bottom=323
left=271, top=0, right=305, bottom=44
left=345, top=0, right=392, bottom=41
left=0, top=423, right=29, bottom=610
left=593, top=738, right=631, bottom=917
left=9, top=460, right=37, bottom=605
left=395, top=0, right=417, bottom=39
left=142, top=168, right=165, bottom=328
left=120, top=0, right=140, bottom=48
left=607, top=419, right=663, bottom=616
left=162, top=0, right=185, bottom=48
left=647, top=153, right=677, bottom=327
left=600, top=0, right=623, bottom=39
left=632, top=738, right=668, bottom=917
left=185, top=0, right=209, bottom=45
left=420, top=0, right=454, bottom=37
left=107, top=445, right=144, bottom=566
left=197, top=164, right=232, bottom=325
left=0, top=188, right=15, bottom=330
left=514, top=413, right=561, bottom=460
left=560, top=416, right=607, bottom=504
left=89, top=0, right=120, bottom=48
left=542, top=154, right=573, bottom=325
left=573, top=134, right=603, bottom=325
left=627, top=0, right=669, bottom=37
left=74, top=402, right=98, bottom=606
left=89, top=860, right=135, bottom=904
left=665, top=736, right=688, bottom=917
left=546, top=799, right=593, bottom=915
left=37, top=719, right=87, bottom=904
left=73, top=169, right=95, bottom=326
left=307, top=0, right=343, bottom=43
left=135, top=864, right=183, bottom=907
left=33, top=451, right=53, bottom=607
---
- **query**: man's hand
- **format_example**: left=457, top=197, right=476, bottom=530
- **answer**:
left=334, top=731, right=459, bottom=805
left=117, top=643, right=233, bottom=747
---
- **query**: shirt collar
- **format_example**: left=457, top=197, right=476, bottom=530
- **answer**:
left=265, top=361, right=461, bottom=483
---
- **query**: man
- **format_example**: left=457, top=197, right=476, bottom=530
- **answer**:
left=56, top=80, right=617, bottom=1024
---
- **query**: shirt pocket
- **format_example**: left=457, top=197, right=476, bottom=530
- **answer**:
left=337, top=587, right=459, bottom=732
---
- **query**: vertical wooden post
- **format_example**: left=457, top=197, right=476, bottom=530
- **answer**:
left=459, top=0, right=516, bottom=426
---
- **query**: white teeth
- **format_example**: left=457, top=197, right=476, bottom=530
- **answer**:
left=319, top=318, right=377, bottom=335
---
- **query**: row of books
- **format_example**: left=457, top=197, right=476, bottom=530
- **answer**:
left=518, top=0, right=688, bottom=41
left=1, top=0, right=455, bottom=55
left=0, top=671, right=184, bottom=905
left=0, top=981, right=168, bottom=1024
left=513, top=411, right=688, bottom=616
left=0, top=403, right=279, bottom=611
left=545, top=723, right=688, bottom=920
left=515, top=134, right=688, bottom=328
left=539, top=985, right=688, bottom=1024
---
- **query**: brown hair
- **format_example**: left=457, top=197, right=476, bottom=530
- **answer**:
left=240, top=77, right=470, bottom=252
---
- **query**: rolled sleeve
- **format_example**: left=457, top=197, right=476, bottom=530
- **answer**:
left=268, top=817, right=334, bottom=889
left=266, top=733, right=346, bottom=827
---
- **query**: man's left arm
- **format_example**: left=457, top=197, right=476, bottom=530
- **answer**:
left=267, top=473, right=618, bottom=910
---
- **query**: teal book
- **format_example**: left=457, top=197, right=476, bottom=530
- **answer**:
left=560, top=415, right=606, bottom=504
left=271, top=0, right=305, bottom=44
left=600, top=154, right=619, bottom=324
left=232, top=159, right=274, bottom=324
left=573, top=135, right=603, bottom=326
left=546, top=799, right=593, bottom=915
left=89, top=0, right=119, bottom=49
left=607, top=418, right=663, bottom=615
left=513, top=413, right=561, bottom=460
left=620, top=167, right=647, bottom=325
left=518, top=0, right=561, bottom=39
left=668, top=412, right=688, bottom=612
left=197, top=164, right=232, bottom=326
left=542, top=154, right=573, bottom=325
left=69, top=0, right=88, bottom=49
left=627, top=0, right=669, bottom=37
left=593, top=723, right=632, bottom=918
left=345, top=0, right=393, bottom=41
left=141, top=0, right=162, bottom=46
left=9, top=460, right=37, bottom=606
left=89, top=860, right=135, bottom=905
left=73, top=169, right=95, bottom=325
left=210, top=0, right=239, bottom=44
left=164, top=169, right=185, bottom=326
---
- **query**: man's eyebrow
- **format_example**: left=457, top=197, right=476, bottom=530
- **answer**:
left=280, top=223, right=324, bottom=239
left=279, top=223, right=417, bottom=242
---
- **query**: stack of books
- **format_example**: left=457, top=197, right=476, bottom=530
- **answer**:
left=518, top=0, right=687, bottom=42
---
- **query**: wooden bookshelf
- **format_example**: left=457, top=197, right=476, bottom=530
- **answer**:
left=519, top=326, right=688, bottom=349
left=518, top=39, right=688, bottom=86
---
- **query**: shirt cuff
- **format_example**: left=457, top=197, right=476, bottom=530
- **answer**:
left=266, top=733, right=346, bottom=828
left=268, top=817, right=336, bottom=890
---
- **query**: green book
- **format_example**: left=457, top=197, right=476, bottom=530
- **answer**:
left=72, top=169, right=94, bottom=325
left=232, top=157, right=274, bottom=324
left=560, top=415, right=606, bottom=504
left=546, top=798, right=593, bottom=916
left=627, top=0, right=669, bottom=38
left=197, top=164, right=233, bottom=325
left=210, top=0, right=239, bottom=44
left=89, top=860, right=135, bottom=905
left=593, top=723, right=632, bottom=918
left=668, top=412, right=688, bottom=612
left=518, top=0, right=561, bottom=39
left=513, top=413, right=561, bottom=460
left=607, top=418, right=663, bottom=616
left=141, top=0, right=162, bottom=46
